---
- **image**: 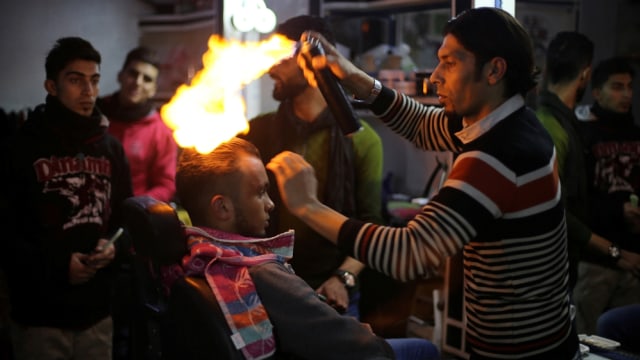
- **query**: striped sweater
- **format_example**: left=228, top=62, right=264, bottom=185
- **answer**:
left=339, top=91, right=577, bottom=358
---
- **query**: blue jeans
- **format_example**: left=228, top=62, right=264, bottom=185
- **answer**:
left=345, top=290, right=360, bottom=319
left=387, top=337, right=440, bottom=360
left=596, top=303, right=640, bottom=353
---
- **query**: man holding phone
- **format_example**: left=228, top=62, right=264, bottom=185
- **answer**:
left=0, top=37, right=133, bottom=360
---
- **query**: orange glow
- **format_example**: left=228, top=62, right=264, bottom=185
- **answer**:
left=161, top=34, right=295, bottom=154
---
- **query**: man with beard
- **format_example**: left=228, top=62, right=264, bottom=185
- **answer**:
left=241, top=15, right=384, bottom=318
left=536, top=31, right=611, bottom=291
left=571, top=57, right=640, bottom=335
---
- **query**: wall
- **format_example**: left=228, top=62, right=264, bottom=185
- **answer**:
left=0, top=0, right=154, bottom=112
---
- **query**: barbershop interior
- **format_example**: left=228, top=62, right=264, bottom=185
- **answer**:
left=1, top=0, right=640, bottom=359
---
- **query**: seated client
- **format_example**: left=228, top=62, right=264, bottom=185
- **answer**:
left=172, top=137, right=439, bottom=359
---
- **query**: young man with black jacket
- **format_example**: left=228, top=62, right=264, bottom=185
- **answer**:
left=572, top=57, right=640, bottom=335
left=0, top=37, right=133, bottom=360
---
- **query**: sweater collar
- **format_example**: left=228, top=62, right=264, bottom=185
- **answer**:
left=455, top=95, right=525, bottom=144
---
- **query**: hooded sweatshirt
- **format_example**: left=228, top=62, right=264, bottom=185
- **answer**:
left=100, top=93, right=177, bottom=202
left=0, top=95, right=133, bottom=329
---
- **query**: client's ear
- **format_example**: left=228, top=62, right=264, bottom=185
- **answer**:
left=210, top=195, right=232, bottom=221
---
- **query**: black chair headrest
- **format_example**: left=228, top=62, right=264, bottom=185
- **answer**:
left=123, top=196, right=186, bottom=265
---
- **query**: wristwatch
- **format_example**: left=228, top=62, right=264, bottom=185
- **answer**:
left=362, top=78, right=382, bottom=104
left=334, top=269, right=356, bottom=288
left=608, top=244, right=621, bottom=260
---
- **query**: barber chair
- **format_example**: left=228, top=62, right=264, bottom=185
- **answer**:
left=123, top=196, right=245, bottom=360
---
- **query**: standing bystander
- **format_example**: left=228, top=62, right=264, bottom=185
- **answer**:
left=99, top=46, right=178, bottom=203
left=0, top=37, right=133, bottom=360
left=572, top=56, right=640, bottom=335
left=535, top=31, right=615, bottom=291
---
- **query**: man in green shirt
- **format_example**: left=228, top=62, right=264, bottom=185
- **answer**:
left=537, top=31, right=595, bottom=290
left=537, top=32, right=639, bottom=303
left=241, top=15, right=384, bottom=318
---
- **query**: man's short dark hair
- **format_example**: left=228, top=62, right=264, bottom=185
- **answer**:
left=276, top=15, right=336, bottom=45
left=45, top=37, right=101, bottom=80
left=545, top=31, right=594, bottom=85
left=176, top=138, right=261, bottom=225
left=443, top=7, right=537, bottom=98
left=122, top=46, right=160, bottom=70
left=591, top=56, right=635, bottom=90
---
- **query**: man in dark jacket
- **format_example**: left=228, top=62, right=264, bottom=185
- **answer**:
left=0, top=37, right=133, bottom=360
left=572, top=57, right=640, bottom=335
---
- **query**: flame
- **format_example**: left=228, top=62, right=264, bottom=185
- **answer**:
left=161, top=34, right=295, bottom=154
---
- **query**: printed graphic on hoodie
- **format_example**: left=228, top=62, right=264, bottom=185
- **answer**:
left=34, top=155, right=112, bottom=229
left=592, top=141, right=640, bottom=193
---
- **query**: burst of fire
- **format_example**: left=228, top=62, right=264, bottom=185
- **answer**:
left=161, top=34, right=295, bottom=154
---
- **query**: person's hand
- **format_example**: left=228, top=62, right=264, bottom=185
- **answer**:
left=623, top=201, right=640, bottom=233
left=84, top=238, right=116, bottom=269
left=618, top=249, right=640, bottom=278
left=317, top=277, right=349, bottom=314
left=69, top=252, right=97, bottom=285
left=297, top=31, right=373, bottom=100
left=266, top=151, right=319, bottom=217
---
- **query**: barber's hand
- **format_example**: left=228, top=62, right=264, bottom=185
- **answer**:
left=317, top=277, right=349, bottom=314
left=618, top=249, right=640, bottom=278
left=297, top=31, right=372, bottom=99
left=84, top=238, right=116, bottom=269
left=69, top=252, right=97, bottom=285
left=267, top=151, right=319, bottom=217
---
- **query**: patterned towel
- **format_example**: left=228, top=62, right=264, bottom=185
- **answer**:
left=181, top=226, right=295, bottom=360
